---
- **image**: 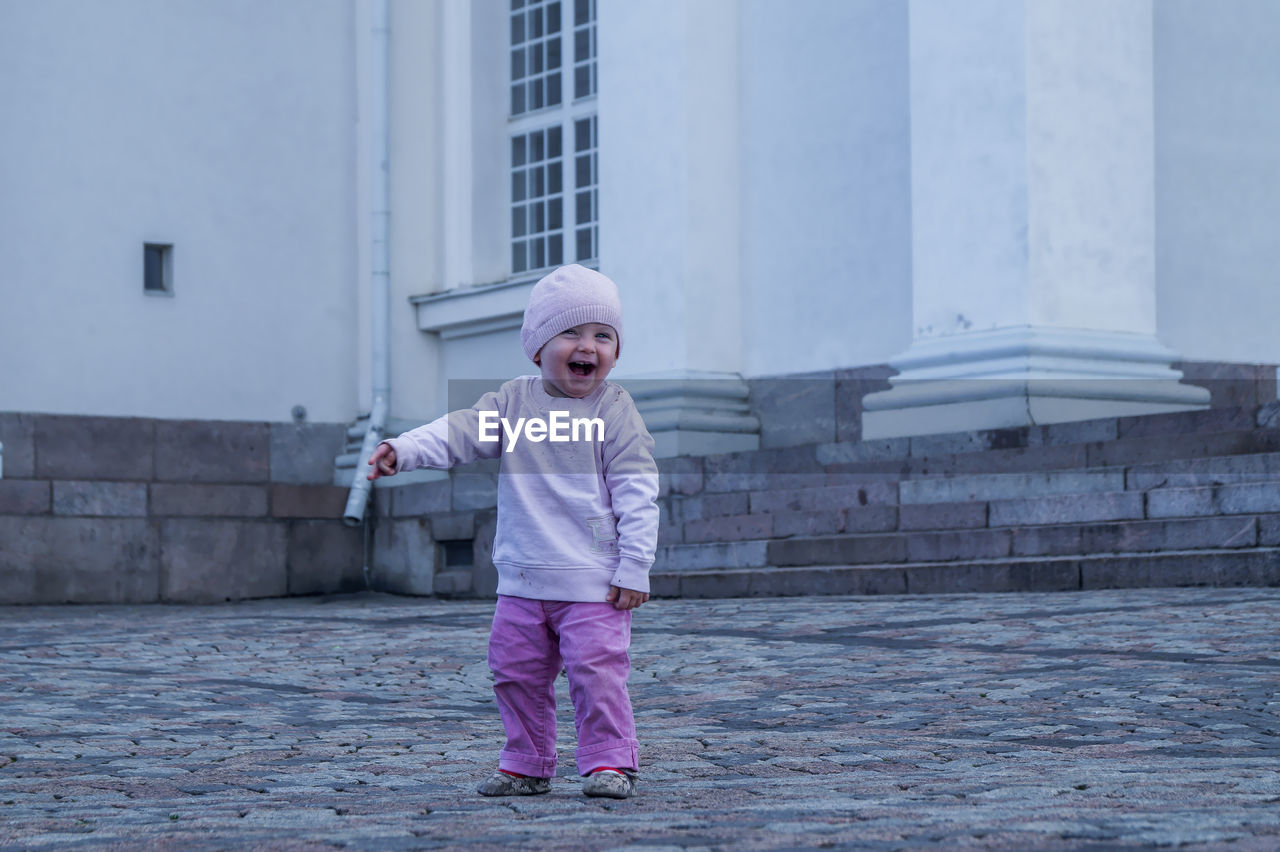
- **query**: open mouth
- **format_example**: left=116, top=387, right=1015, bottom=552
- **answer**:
left=568, top=361, right=596, bottom=377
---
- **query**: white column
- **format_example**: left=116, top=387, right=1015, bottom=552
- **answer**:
left=598, top=0, right=757, bottom=456
left=863, top=0, right=1208, bottom=439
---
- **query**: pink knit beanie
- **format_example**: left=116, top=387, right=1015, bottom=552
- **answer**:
left=520, top=264, right=623, bottom=362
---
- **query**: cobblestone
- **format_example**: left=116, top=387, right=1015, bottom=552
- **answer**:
left=1, top=588, right=1278, bottom=850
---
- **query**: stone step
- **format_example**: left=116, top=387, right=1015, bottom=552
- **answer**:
left=650, top=548, right=1280, bottom=599
left=658, top=513, right=1280, bottom=574
left=898, top=469, right=1126, bottom=504
left=1126, top=451, right=1280, bottom=489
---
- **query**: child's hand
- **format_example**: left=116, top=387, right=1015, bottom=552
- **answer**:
left=606, top=586, right=649, bottom=610
left=366, top=443, right=398, bottom=481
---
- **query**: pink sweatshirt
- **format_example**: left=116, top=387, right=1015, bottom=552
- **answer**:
left=383, top=376, right=659, bottom=601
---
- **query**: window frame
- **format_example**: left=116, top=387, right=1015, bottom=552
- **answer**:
left=508, top=0, right=598, bottom=277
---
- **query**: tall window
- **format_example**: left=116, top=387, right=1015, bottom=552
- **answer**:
left=510, top=0, right=597, bottom=275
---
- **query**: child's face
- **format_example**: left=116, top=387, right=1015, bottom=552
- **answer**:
left=534, top=322, right=618, bottom=398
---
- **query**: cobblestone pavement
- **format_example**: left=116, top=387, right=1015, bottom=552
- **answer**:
left=1, top=588, right=1278, bottom=850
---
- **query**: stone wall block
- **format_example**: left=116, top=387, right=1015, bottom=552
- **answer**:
left=35, top=415, right=154, bottom=481
left=907, top=560, right=1080, bottom=595
left=817, top=438, right=911, bottom=466
left=749, top=481, right=898, bottom=515
left=1145, top=487, right=1216, bottom=519
left=271, top=484, right=348, bottom=519
left=0, top=413, right=36, bottom=478
left=392, top=479, right=452, bottom=517
left=155, top=420, right=270, bottom=483
left=429, top=510, right=476, bottom=541
left=900, top=470, right=1123, bottom=505
left=1259, top=515, right=1280, bottom=546
left=656, top=455, right=703, bottom=497
left=834, top=365, right=895, bottom=444
left=843, top=505, right=899, bottom=533
left=287, top=521, right=365, bottom=595
left=451, top=470, right=499, bottom=511
left=1216, top=483, right=1280, bottom=515
left=150, top=483, right=269, bottom=517
left=898, top=501, right=987, bottom=531
left=988, top=492, right=1144, bottom=527
left=659, top=540, right=769, bottom=572
left=52, top=481, right=147, bottom=517
left=370, top=517, right=437, bottom=596
left=1083, top=517, right=1257, bottom=553
left=472, top=510, right=499, bottom=597
left=1174, top=360, right=1278, bottom=410
left=1081, top=551, right=1280, bottom=590
left=0, top=516, right=160, bottom=604
left=679, top=491, right=749, bottom=521
left=906, top=529, right=1011, bottom=562
left=1116, top=405, right=1254, bottom=440
left=767, top=534, right=906, bottom=567
left=657, top=501, right=683, bottom=546
left=270, top=422, right=348, bottom=484
left=1027, top=417, right=1118, bottom=447
left=1088, top=430, right=1280, bottom=468
left=1012, top=525, right=1085, bottom=557
left=160, top=519, right=287, bottom=603
left=748, top=374, right=836, bottom=449
left=772, top=509, right=845, bottom=538
left=948, top=445, right=1091, bottom=475
left=0, top=480, right=50, bottom=514
left=683, top=513, right=772, bottom=544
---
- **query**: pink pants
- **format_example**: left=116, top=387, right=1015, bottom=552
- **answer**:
left=487, top=595, right=639, bottom=777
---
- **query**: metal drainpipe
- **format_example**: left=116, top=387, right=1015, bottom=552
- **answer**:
left=343, top=0, right=391, bottom=528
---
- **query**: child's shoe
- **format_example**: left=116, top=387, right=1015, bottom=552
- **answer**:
left=477, top=770, right=551, bottom=797
left=582, top=767, right=637, bottom=799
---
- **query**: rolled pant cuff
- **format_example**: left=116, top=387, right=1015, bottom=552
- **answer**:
left=575, top=738, right=639, bottom=776
left=498, top=749, right=557, bottom=778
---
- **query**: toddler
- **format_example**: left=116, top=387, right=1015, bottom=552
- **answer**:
left=367, top=264, right=659, bottom=799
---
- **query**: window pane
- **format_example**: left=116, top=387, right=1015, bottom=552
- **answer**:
left=534, top=238, right=546, bottom=269
left=549, top=233, right=563, bottom=266
left=511, top=0, right=524, bottom=10
left=575, top=28, right=590, bottom=63
left=512, top=171, right=526, bottom=202
left=576, top=227, right=592, bottom=261
left=533, top=166, right=545, bottom=197
left=576, top=190, right=591, bottom=224
left=548, top=36, right=561, bottom=69
left=548, top=125, right=562, bottom=158
left=531, top=131, right=544, bottom=162
left=512, top=135, right=526, bottom=166
left=511, top=14, right=524, bottom=45
left=548, top=161, right=562, bottom=194
left=512, top=84, right=525, bottom=115
left=534, top=202, right=545, bottom=233
left=575, top=117, right=591, bottom=152
left=575, top=0, right=590, bottom=26
left=549, top=197, right=562, bottom=229
left=513, top=241, right=526, bottom=273
left=576, top=153, right=591, bottom=188
left=548, top=1, right=561, bottom=33
left=531, top=6, right=542, bottom=37
left=532, top=78, right=543, bottom=110
left=548, top=72, right=561, bottom=107
left=513, top=206, right=527, bottom=238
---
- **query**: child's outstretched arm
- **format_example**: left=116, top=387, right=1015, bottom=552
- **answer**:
left=372, top=387, right=509, bottom=477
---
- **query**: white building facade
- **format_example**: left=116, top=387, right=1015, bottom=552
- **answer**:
left=3, top=0, right=1280, bottom=602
